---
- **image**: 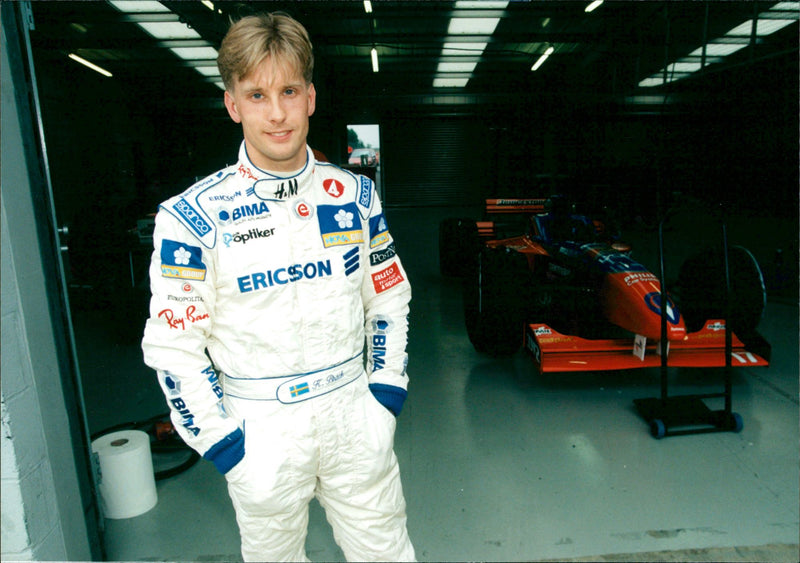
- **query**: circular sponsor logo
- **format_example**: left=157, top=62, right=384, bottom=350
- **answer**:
left=294, top=199, right=314, bottom=220
left=323, top=178, right=345, bottom=198
left=182, top=283, right=193, bottom=293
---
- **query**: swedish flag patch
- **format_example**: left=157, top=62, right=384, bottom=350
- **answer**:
left=290, top=383, right=310, bottom=397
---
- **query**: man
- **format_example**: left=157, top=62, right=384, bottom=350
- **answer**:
left=141, top=12, right=415, bottom=562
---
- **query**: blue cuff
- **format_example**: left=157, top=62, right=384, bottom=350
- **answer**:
left=202, top=427, right=244, bottom=474
left=369, top=383, right=408, bottom=417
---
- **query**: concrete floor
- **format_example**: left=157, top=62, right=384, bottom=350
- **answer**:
left=77, top=206, right=798, bottom=562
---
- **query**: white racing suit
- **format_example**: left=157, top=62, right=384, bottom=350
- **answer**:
left=142, top=143, right=415, bottom=562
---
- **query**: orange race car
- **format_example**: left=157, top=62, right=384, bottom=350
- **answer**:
left=453, top=196, right=770, bottom=375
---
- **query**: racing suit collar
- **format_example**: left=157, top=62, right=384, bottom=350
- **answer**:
left=237, top=141, right=315, bottom=201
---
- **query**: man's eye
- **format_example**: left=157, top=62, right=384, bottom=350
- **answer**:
left=284, top=88, right=296, bottom=96
left=251, top=92, right=263, bottom=100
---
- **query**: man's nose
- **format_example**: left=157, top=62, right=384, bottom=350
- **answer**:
left=264, top=95, right=286, bottom=123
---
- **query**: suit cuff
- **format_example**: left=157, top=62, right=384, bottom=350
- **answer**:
left=369, top=383, right=408, bottom=416
left=202, top=427, right=244, bottom=474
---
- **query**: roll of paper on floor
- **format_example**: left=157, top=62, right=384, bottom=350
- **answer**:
left=91, top=430, right=158, bottom=519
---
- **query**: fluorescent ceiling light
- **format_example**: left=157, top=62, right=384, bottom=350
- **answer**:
left=725, top=20, right=756, bottom=36
left=639, top=1, right=798, bottom=88
left=638, top=77, right=667, bottom=88
left=364, top=1, right=373, bottom=13
left=754, top=18, right=798, bottom=35
left=109, top=0, right=228, bottom=87
left=194, top=66, right=220, bottom=77
left=169, top=46, right=218, bottom=60
left=138, top=21, right=201, bottom=40
left=667, top=61, right=702, bottom=73
left=726, top=17, right=797, bottom=37
left=693, top=43, right=748, bottom=57
left=531, top=46, right=554, bottom=71
left=448, top=17, right=501, bottom=35
left=371, top=48, right=379, bottom=72
left=441, top=42, right=489, bottom=56
left=436, top=61, right=478, bottom=73
left=433, top=77, right=470, bottom=88
left=454, top=1, right=509, bottom=7
left=434, top=2, right=508, bottom=89
left=585, top=0, right=604, bottom=13
left=108, top=1, right=168, bottom=13
left=68, top=53, right=113, bottom=77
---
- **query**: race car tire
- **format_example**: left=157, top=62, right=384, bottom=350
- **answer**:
left=677, top=245, right=766, bottom=335
left=439, top=218, right=478, bottom=277
left=463, top=245, right=528, bottom=356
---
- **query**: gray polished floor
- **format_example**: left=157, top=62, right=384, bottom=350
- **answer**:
left=82, top=207, right=798, bottom=562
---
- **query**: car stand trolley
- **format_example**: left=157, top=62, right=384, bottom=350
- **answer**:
left=633, top=220, right=769, bottom=439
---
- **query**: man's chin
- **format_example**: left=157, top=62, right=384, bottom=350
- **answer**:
left=251, top=148, right=305, bottom=172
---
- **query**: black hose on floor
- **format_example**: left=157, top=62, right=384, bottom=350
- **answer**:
left=91, top=412, right=200, bottom=481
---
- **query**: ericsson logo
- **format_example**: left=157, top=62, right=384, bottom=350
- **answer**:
left=237, top=260, right=332, bottom=293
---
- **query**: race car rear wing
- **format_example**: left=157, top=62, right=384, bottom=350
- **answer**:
left=525, top=320, right=770, bottom=374
left=485, top=198, right=548, bottom=214
left=477, top=198, right=549, bottom=239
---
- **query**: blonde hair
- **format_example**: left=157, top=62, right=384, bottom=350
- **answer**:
left=217, top=12, right=314, bottom=90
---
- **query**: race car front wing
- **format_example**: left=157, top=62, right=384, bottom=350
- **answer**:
left=525, top=320, right=769, bottom=373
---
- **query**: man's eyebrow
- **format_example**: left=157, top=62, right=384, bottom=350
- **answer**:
left=240, top=81, right=303, bottom=93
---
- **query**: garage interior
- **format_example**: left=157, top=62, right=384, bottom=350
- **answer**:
left=2, top=0, right=798, bottom=561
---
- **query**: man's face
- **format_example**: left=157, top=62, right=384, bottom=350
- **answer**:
left=224, top=57, right=316, bottom=173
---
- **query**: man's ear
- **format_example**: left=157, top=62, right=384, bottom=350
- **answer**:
left=224, top=90, right=242, bottom=124
left=307, top=83, right=316, bottom=117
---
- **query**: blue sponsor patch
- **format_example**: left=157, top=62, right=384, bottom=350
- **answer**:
left=359, top=177, right=372, bottom=208
left=173, top=198, right=211, bottom=237
left=369, top=213, right=390, bottom=248
left=318, top=203, right=363, bottom=247
left=161, top=239, right=207, bottom=281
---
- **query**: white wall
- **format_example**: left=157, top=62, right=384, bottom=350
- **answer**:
left=1, top=4, right=94, bottom=559
left=1, top=217, right=64, bottom=559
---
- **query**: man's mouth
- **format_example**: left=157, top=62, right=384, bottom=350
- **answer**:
left=267, top=130, right=291, bottom=139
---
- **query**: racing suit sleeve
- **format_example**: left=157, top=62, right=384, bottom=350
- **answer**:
left=141, top=208, right=243, bottom=474
left=361, top=179, right=412, bottom=416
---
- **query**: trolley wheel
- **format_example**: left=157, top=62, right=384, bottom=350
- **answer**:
left=650, top=419, right=666, bottom=439
left=728, top=412, right=744, bottom=433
